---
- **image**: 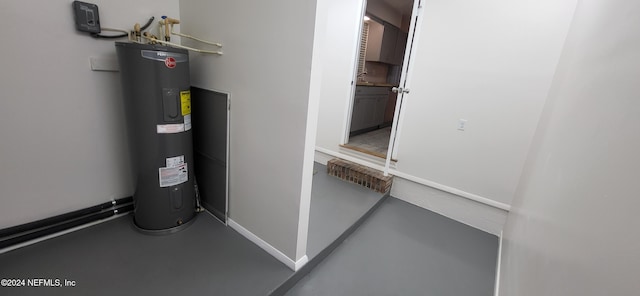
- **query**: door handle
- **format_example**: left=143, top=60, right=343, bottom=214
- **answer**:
left=391, top=87, right=410, bottom=94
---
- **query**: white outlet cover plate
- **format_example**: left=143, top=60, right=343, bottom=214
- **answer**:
left=458, top=119, right=467, bottom=131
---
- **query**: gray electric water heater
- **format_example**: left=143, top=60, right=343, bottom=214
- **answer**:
left=116, top=42, right=196, bottom=233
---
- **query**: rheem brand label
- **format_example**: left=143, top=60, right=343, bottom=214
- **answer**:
left=141, top=50, right=188, bottom=64
left=165, top=57, right=176, bottom=68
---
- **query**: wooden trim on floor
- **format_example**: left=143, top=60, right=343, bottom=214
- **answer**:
left=340, top=144, right=397, bottom=162
left=340, top=144, right=386, bottom=159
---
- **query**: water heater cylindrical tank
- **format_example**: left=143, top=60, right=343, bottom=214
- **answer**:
left=116, top=42, right=196, bottom=233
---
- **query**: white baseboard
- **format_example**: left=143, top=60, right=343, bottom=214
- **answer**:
left=389, top=170, right=510, bottom=211
left=494, top=231, right=504, bottom=296
left=228, top=218, right=308, bottom=271
left=294, top=254, right=309, bottom=271
left=315, top=148, right=510, bottom=210
left=314, top=149, right=334, bottom=165
left=391, top=177, right=508, bottom=236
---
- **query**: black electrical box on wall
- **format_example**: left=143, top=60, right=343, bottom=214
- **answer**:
left=72, top=1, right=101, bottom=33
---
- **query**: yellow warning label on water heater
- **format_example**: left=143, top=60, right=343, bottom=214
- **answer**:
left=180, top=90, right=191, bottom=116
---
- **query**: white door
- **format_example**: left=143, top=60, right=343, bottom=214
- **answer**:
left=382, top=0, right=423, bottom=173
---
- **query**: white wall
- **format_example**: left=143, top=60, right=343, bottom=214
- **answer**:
left=314, top=0, right=576, bottom=233
left=499, top=0, right=640, bottom=294
left=0, top=0, right=180, bottom=229
left=394, top=0, right=577, bottom=206
left=179, top=0, right=317, bottom=263
left=314, top=0, right=364, bottom=152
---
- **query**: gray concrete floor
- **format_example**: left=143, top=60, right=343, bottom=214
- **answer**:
left=0, top=162, right=386, bottom=296
left=285, top=197, right=499, bottom=296
left=0, top=213, right=293, bottom=296
left=306, top=162, right=385, bottom=258
left=0, top=164, right=498, bottom=296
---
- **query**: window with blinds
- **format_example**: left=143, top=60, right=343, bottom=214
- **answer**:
left=357, top=22, right=369, bottom=77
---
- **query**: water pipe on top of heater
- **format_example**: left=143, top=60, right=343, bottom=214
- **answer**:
left=146, top=16, right=222, bottom=55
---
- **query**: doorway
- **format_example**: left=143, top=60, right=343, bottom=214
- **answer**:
left=343, top=0, right=416, bottom=161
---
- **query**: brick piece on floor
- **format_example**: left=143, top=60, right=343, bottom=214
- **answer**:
left=326, top=158, right=393, bottom=193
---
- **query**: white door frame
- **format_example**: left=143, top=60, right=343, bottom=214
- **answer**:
left=341, top=0, right=425, bottom=176
left=340, top=0, right=369, bottom=146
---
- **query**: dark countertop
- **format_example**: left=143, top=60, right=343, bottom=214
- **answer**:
left=356, top=82, right=396, bottom=87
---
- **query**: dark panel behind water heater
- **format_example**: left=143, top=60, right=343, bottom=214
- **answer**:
left=116, top=42, right=196, bottom=233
